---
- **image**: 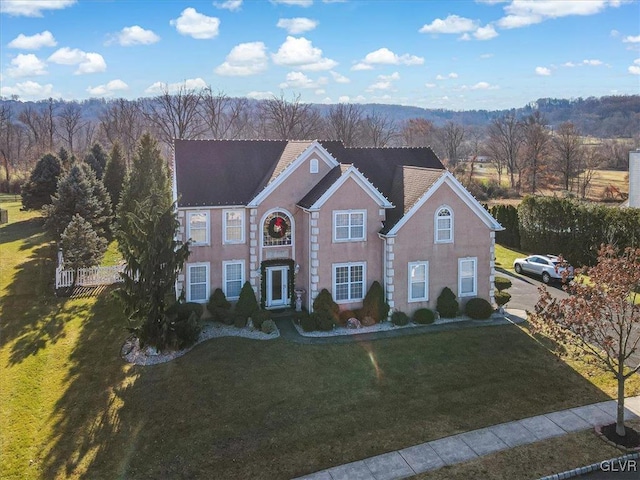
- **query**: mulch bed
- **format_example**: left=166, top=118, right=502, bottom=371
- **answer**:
left=600, top=423, right=640, bottom=449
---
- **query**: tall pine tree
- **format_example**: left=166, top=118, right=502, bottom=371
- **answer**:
left=21, top=153, right=62, bottom=210
left=60, top=214, right=108, bottom=288
left=84, top=143, right=109, bottom=179
left=102, top=142, right=126, bottom=211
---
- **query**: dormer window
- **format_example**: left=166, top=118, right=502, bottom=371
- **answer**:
left=435, top=206, right=453, bottom=243
left=310, top=158, right=319, bottom=174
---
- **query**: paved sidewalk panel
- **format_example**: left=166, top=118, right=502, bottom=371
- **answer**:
left=595, top=399, right=639, bottom=421
left=571, top=404, right=616, bottom=426
left=518, top=415, right=566, bottom=440
left=429, top=435, right=478, bottom=465
left=545, top=410, right=591, bottom=432
left=328, top=460, right=374, bottom=480
left=488, top=421, right=533, bottom=447
left=458, top=427, right=509, bottom=456
left=398, top=443, right=445, bottom=474
left=293, top=471, right=333, bottom=480
left=364, top=452, right=414, bottom=480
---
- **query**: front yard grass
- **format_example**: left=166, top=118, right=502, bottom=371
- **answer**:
left=2, top=199, right=639, bottom=479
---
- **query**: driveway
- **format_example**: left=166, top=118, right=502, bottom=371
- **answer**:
left=497, top=267, right=569, bottom=312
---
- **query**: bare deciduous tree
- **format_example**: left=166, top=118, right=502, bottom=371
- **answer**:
left=437, top=121, right=466, bottom=166
left=522, top=111, right=551, bottom=194
left=400, top=118, right=435, bottom=147
left=486, top=114, right=523, bottom=190
left=326, top=103, right=363, bottom=146
left=361, top=110, right=397, bottom=147
left=260, top=93, right=323, bottom=140
left=56, top=102, right=85, bottom=156
left=553, top=121, right=584, bottom=192
left=99, top=98, right=145, bottom=165
left=200, top=89, right=250, bottom=139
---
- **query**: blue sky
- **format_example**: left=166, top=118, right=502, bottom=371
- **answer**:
left=1, top=0, right=639, bottom=110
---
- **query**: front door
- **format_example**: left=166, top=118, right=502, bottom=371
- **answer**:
left=266, top=266, right=288, bottom=308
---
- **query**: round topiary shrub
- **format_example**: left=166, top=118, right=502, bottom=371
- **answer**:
left=176, top=302, right=204, bottom=321
left=494, top=276, right=512, bottom=293
left=300, top=314, right=317, bottom=332
left=391, top=311, right=409, bottom=326
left=252, top=309, right=270, bottom=330
left=413, top=308, right=435, bottom=324
left=436, top=287, right=459, bottom=318
left=261, top=319, right=277, bottom=334
left=312, top=310, right=335, bottom=331
left=464, top=298, right=494, bottom=320
left=234, top=314, right=247, bottom=328
left=495, top=291, right=512, bottom=307
left=170, top=314, right=201, bottom=350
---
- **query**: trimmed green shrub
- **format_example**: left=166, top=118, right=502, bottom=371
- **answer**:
left=495, top=291, right=512, bottom=307
left=436, top=287, right=459, bottom=318
left=413, top=308, right=435, bottom=324
left=391, top=311, right=409, bottom=326
left=170, top=313, right=201, bottom=349
left=312, top=310, right=335, bottom=331
left=176, top=302, right=203, bottom=321
left=252, top=310, right=270, bottom=330
left=208, top=288, right=231, bottom=322
left=494, top=276, right=512, bottom=293
left=235, top=281, right=259, bottom=321
left=300, top=314, right=317, bottom=332
left=464, top=298, right=494, bottom=320
left=312, top=289, right=339, bottom=320
left=234, top=314, right=247, bottom=328
left=361, top=281, right=390, bottom=323
left=490, top=204, right=520, bottom=248
left=261, top=319, right=277, bottom=334
left=293, top=309, right=309, bottom=325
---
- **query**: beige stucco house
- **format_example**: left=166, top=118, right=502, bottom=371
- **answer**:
left=173, top=139, right=503, bottom=316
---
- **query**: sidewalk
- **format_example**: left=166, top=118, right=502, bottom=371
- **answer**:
left=294, top=395, right=640, bottom=480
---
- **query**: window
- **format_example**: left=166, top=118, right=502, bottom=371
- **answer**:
left=187, top=263, right=209, bottom=303
left=223, top=209, right=244, bottom=244
left=408, top=261, right=429, bottom=302
left=263, top=211, right=293, bottom=247
left=310, top=158, right=319, bottom=174
left=334, top=210, right=366, bottom=242
left=435, top=207, right=453, bottom=243
left=223, top=261, right=244, bottom=299
left=187, top=211, right=209, bottom=245
left=333, top=263, right=366, bottom=302
left=458, top=257, right=477, bottom=297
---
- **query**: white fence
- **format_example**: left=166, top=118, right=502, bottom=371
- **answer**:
left=55, top=265, right=125, bottom=289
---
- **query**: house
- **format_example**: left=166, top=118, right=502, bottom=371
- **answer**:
left=173, top=139, right=503, bottom=316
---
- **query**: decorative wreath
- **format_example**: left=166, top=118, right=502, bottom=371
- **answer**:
left=268, top=216, right=289, bottom=239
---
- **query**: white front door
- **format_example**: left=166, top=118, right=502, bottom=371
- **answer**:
left=266, top=266, right=288, bottom=308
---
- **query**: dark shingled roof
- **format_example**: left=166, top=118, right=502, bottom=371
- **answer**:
left=297, top=164, right=350, bottom=209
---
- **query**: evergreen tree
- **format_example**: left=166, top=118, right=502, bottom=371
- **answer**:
left=84, top=143, right=109, bottom=179
left=116, top=133, right=190, bottom=350
left=60, top=214, right=107, bottom=287
left=44, top=163, right=112, bottom=239
left=21, top=153, right=62, bottom=210
left=102, top=142, right=126, bottom=211
left=58, top=147, right=72, bottom=171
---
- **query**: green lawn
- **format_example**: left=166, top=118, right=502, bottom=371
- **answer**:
left=1, top=199, right=638, bottom=479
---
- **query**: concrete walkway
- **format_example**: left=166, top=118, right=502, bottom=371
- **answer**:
left=293, top=396, right=640, bottom=480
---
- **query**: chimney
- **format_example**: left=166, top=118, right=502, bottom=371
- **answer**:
left=630, top=150, right=640, bottom=208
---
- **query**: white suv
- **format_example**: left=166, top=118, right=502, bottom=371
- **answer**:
left=513, top=254, right=574, bottom=284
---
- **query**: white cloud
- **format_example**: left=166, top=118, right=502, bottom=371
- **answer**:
left=366, top=71, right=400, bottom=92
left=471, top=81, right=498, bottom=90
left=247, top=90, right=274, bottom=100
left=214, top=0, right=242, bottom=11
left=535, top=66, right=551, bottom=76
left=279, top=71, right=328, bottom=89
left=351, top=62, right=374, bottom=71
left=338, top=95, right=350, bottom=103
left=272, top=36, right=337, bottom=70
left=113, top=26, right=160, bottom=46
left=583, top=59, right=603, bottom=66
left=355, top=47, right=424, bottom=69
left=435, top=72, right=458, bottom=80
left=145, top=78, right=208, bottom=95
left=170, top=8, right=220, bottom=39
left=1, top=80, right=55, bottom=99
left=8, top=31, right=57, bottom=49
left=8, top=54, right=48, bottom=77
left=48, top=47, right=106, bottom=74
left=425, top=83, right=436, bottom=88
left=419, top=15, right=478, bottom=34
left=87, top=79, right=129, bottom=96
left=215, top=42, right=268, bottom=76
left=0, top=0, right=76, bottom=17
left=271, top=0, right=313, bottom=6
left=563, top=61, right=577, bottom=67
left=610, top=29, right=620, bottom=37
left=315, top=89, right=325, bottom=95
left=330, top=71, right=350, bottom=83
left=277, top=17, right=318, bottom=34
left=480, top=53, right=494, bottom=59
left=623, top=35, right=640, bottom=43
left=629, top=65, right=640, bottom=75
left=474, top=24, right=498, bottom=40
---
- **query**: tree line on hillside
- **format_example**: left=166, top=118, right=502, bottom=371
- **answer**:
left=1, top=87, right=638, bottom=195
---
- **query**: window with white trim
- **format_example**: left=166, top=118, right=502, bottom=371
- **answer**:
left=334, top=210, right=366, bottom=242
left=263, top=211, right=293, bottom=247
left=310, top=158, right=319, bottom=174
left=223, top=209, right=244, bottom=244
left=435, top=207, right=453, bottom=243
left=458, top=257, right=477, bottom=297
left=187, top=263, right=209, bottom=303
left=223, top=261, right=244, bottom=300
left=408, top=261, right=429, bottom=302
left=187, top=211, right=209, bottom=245
left=333, top=262, right=366, bottom=302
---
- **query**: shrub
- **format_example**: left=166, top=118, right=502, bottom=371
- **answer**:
left=494, top=276, right=512, bottom=293
left=208, top=288, right=231, bottom=322
left=176, top=302, right=204, bottom=321
left=261, top=319, right=277, bottom=334
left=413, top=308, right=435, bottom=324
left=312, top=310, right=335, bottom=331
left=391, top=311, right=409, bottom=326
left=293, top=309, right=309, bottom=325
left=338, top=309, right=355, bottom=326
left=170, top=313, right=201, bottom=350
left=234, top=314, right=247, bottom=328
left=361, top=315, right=376, bottom=327
left=361, top=281, right=390, bottom=323
left=252, top=310, right=270, bottom=330
left=495, top=291, right=512, bottom=307
left=300, top=314, right=317, bottom=332
left=464, top=298, right=494, bottom=320
left=312, top=289, right=339, bottom=320
left=436, top=287, right=459, bottom=318
left=235, top=281, right=258, bottom=321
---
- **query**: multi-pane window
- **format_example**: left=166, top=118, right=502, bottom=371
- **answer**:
left=435, top=207, right=453, bottom=243
left=224, top=261, right=244, bottom=299
left=263, top=212, right=293, bottom=247
left=310, top=158, right=319, bottom=174
left=334, top=211, right=365, bottom=241
left=408, top=261, right=428, bottom=302
left=188, top=264, right=208, bottom=303
left=458, top=257, right=477, bottom=297
left=224, top=210, right=244, bottom=244
left=187, top=211, right=209, bottom=245
left=333, top=263, right=365, bottom=302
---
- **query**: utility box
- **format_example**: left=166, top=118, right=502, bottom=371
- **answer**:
left=0, top=209, right=7, bottom=224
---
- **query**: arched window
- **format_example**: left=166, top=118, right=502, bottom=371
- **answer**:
left=263, top=211, right=293, bottom=247
left=435, top=206, right=453, bottom=243
left=310, top=158, right=319, bottom=174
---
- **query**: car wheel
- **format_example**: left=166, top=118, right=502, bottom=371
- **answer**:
left=514, top=264, right=522, bottom=274
left=542, top=272, right=551, bottom=284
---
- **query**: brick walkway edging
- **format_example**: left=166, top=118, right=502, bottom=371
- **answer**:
left=537, top=452, right=640, bottom=480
